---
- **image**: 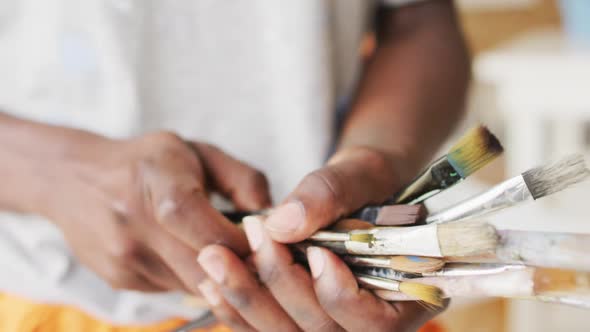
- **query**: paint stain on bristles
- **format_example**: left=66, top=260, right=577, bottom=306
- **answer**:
left=447, top=125, right=503, bottom=178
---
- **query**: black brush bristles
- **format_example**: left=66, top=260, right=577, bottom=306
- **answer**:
left=522, top=154, right=590, bottom=200
left=447, top=125, right=503, bottom=178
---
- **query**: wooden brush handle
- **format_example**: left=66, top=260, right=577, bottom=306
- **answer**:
left=534, top=268, right=590, bottom=294
left=331, top=219, right=374, bottom=231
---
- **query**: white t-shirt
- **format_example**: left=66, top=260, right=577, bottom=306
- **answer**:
left=0, top=0, right=418, bottom=325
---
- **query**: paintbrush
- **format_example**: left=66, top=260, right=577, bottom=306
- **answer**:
left=384, top=125, right=503, bottom=205
left=447, top=229, right=590, bottom=271
left=285, top=242, right=444, bottom=307
left=371, top=266, right=590, bottom=303
left=347, top=204, right=427, bottom=226
left=356, top=263, right=526, bottom=280
left=310, top=220, right=498, bottom=257
left=537, top=295, right=590, bottom=309
left=343, top=255, right=445, bottom=273
left=354, top=274, right=444, bottom=307
left=426, top=154, right=590, bottom=224
left=221, top=125, right=502, bottom=224
left=222, top=209, right=271, bottom=223
left=222, top=204, right=426, bottom=226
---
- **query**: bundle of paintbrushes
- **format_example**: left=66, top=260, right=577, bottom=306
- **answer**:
left=223, top=125, right=590, bottom=309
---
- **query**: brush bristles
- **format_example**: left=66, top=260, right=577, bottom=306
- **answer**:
left=399, top=282, right=445, bottom=307
left=522, top=154, right=590, bottom=200
left=350, top=233, right=375, bottom=243
left=447, top=125, right=503, bottom=178
left=389, top=256, right=446, bottom=273
left=438, top=221, right=498, bottom=256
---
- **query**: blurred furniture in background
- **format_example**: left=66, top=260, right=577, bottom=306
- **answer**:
left=558, top=0, right=590, bottom=44
left=437, top=1, right=590, bottom=331
left=474, top=28, right=590, bottom=332
left=476, top=29, right=590, bottom=175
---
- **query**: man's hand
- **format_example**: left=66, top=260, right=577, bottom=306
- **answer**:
left=39, top=130, right=270, bottom=294
left=197, top=147, right=447, bottom=331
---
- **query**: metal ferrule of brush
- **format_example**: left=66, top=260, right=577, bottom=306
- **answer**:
left=421, top=263, right=526, bottom=277
left=310, top=231, right=350, bottom=242
left=356, top=274, right=401, bottom=292
left=356, top=266, right=421, bottom=280
left=392, top=156, right=462, bottom=205
left=349, top=205, right=381, bottom=222
left=358, top=264, right=525, bottom=280
left=343, top=256, right=390, bottom=268
left=426, top=175, right=532, bottom=224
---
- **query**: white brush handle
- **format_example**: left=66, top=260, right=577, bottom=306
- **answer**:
left=374, top=276, right=590, bottom=310
left=426, top=176, right=532, bottom=224
left=374, top=268, right=537, bottom=300
left=344, top=225, right=442, bottom=257
left=538, top=295, right=590, bottom=309
left=447, top=230, right=590, bottom=271
left=495, top=230, right=590, bottom=271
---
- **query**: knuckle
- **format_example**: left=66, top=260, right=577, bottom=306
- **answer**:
left=360, top=148, right=397, bottom=190
left=306, top=319, right=342, bottom=332
left=242, top=169, right=269, bottom=192
left=150, top=130, right=184, bottom=147
left=105, top=269, right=135, bottom=290
left=303, top=168, right=347, bottom=211
left=196, top=142, right=220, bottom=155
left=256, top=263, right=281, bottom=288
left=156, top=185, right=199, bottom=223
left=109, top=278, right=131, bottom=290
left=107, top=239, right=141, bottom=262
left=142, top=131, right=190, bottom=158
left=136, top=132, right=187, bottom=168
left=357, top=147, right=392, bottom=174
left=221, top=285, right=254, bottom=310
left=318, top=287, right=356, bottom=313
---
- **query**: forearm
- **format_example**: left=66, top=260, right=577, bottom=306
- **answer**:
left=0, top=112, right=113, bottom=214
left=338, top=0, right=470, bottom=183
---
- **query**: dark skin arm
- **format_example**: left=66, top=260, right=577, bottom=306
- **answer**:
left=339, top=0, right=470, bottom=182
left=198, top=1, right=470, bottom=331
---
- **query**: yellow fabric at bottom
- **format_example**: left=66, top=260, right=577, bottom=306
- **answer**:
left=0, top=292, right=229, bottom=332
left=0, top=292, right=444, bottom=332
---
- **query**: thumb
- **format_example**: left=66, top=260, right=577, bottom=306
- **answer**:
left=188, top=142, right=272, bottom=211
left=264, top=147, right=401, bottom=243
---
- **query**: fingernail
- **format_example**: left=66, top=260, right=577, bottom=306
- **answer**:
left=243, top=216, right=265, bottom=251
left=264, top=201, right=305, bottom=233
left=197, top=250, right=226, bottom=284
left=307, top=247, right=326, bottom=279
left=198, top=279, right=222, bottom=306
